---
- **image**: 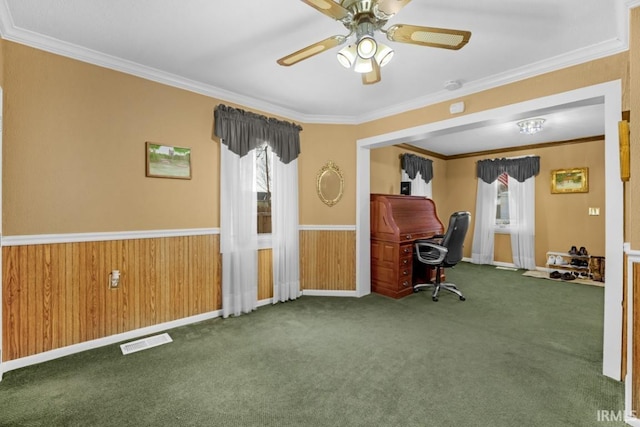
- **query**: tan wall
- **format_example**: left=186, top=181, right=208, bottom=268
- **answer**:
left=4, top=42, right=220, bottom=235
left=298, top=123, right=357, bottom=225
left=447, top=141, right=606, bottom=265
left=370, top=140, right=606, bottom=267
left=1, top=40, right=628, bottom=237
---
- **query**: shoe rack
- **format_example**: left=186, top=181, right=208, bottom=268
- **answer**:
left=546, top=251, right=592, bottom=280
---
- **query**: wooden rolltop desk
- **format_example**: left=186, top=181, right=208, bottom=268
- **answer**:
left=370, top=194, right=445, bottom=299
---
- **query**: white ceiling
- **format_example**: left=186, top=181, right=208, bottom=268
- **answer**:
left=0, top=0, right=630, bottom=154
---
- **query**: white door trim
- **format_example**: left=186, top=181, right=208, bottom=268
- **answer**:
left=0, top=86, right=4, bottom=381
left=355, top=80, right=624, bottom=380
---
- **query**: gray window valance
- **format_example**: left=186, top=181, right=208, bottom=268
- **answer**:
left=401, top=153, right=433, bottom=184
left=214, top=104, right=302, bottom=164
left=477, top=156, right=540, bottom=183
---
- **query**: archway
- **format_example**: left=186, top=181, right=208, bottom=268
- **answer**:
left=355, top=81, right=623, bottom=380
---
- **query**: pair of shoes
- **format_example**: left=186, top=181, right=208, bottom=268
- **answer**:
left=578, top=246, right=588, bottom=256
left=547, top=255, right=565, bottom=265
left=548, top=255, right=566, bottom=265
left=561, top=272, right=576, bottom=281
left=550, top=271, right=562, bottom=279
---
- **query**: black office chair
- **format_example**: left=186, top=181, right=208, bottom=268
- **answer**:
left=413, top=211, right=471, bottom=302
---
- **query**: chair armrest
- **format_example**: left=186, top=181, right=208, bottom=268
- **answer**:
left=414, top=241, right=448, bottom=265
left=419, top=234, right=445, bottom=245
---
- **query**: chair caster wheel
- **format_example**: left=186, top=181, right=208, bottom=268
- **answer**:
left=432, top=297, right=438, bottom=302
left=459, top=296, right=466, bottom=301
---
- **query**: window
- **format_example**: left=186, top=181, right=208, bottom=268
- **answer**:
left=496, top=172, right=510, bottom=229
left=255, top=142, right=273, bottom=234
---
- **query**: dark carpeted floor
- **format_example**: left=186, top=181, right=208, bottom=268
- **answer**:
left=0, top=262, right=626, bottom=426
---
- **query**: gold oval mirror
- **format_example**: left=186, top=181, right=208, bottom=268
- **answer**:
left=317, top=161, right=344, bottom=207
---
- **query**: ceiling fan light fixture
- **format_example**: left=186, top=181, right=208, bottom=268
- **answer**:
left=354, top=56, right=373, bottom=73
left=356, top=35, right=377, bottom=59
left=517, top=118, right=545, bottom=135
left=337, top=44, right=357, bottom=68
left=374, top=43, right=394, bottom=67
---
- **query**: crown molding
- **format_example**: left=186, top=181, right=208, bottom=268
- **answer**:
left=0, top=23, right=325, bottom=124
left=355, top=38, right=628, bottom=124
left=0, top=0, right=632, bottom=126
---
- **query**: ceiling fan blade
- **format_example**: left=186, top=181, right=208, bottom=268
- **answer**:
left=386, top=24, right=471, bottom=50
left=300, top=0, right=352, bottom=21
left=277, top=35, right=346, bottom=66
left=362, top=60, right=381, bottom=85
left=375, top=0, right=412, bottom=19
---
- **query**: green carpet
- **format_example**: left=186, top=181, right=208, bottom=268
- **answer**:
left=0, top=263, right=625, bottom=426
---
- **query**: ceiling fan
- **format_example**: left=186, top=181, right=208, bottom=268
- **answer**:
left=277, top=0, right=472, bottom=85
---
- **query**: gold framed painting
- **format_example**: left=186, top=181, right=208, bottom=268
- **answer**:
left=146, top=142, right=192, bottom=180
left=551, top=167, right=588, bottom=194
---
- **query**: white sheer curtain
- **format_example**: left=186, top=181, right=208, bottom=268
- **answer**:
left=471, top=179, right=497, bottom=265
left=220, top=143, right=258, bottom=318
left=401, top=170, right=432, bottom=198
left=215, top=104, right=302, bottom=313
left=271, top=156, right=300, bottom=303
left=471, top=156, right=539, bottom=268
left=508, top=176, right=536, bottom=270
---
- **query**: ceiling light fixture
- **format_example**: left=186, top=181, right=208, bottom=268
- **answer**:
left=336, top=44, right=357, bottom=68
left=278, top=0, right=473, bottom=85
left=336, top=17, right=394, bottom=80
left=517, top=118, right=545, bottom=135
left=356, top=35, right=377, bottom=58
left=337, top=36, right=394, bottom=72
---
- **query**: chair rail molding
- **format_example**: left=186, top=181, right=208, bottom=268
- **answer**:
left=2, top=228, right=221, bottom=246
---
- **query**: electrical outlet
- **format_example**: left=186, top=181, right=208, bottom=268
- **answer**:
left=109, top=270, right=120, bottom=289
left=588, top=207, right=600, bottom=216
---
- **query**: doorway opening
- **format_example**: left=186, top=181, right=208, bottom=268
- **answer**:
left=354, top=81, right=623, bottom=380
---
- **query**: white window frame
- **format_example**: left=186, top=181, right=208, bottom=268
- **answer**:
left=494, top=178, right=512, bottom=234
left=255, top=142, right=273, bottom=248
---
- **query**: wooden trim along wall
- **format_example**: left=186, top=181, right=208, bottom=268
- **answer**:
left=1, top=229, right=358, bottom=362
left=634, top=262, right=640, bottom=411
left=2, top=235, right=222, bottom=361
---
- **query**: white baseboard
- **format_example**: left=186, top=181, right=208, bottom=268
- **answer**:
left=302, top=290, right=359, bottom=297
left=1, top=309, right=222, bottom=377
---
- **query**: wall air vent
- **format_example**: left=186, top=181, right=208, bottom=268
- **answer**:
left=120, top=333, right=172, bottom=355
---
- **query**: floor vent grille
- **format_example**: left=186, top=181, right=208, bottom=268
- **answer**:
left=120, top=333, right=172, bottom=355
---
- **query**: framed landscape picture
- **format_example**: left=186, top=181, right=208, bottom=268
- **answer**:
left=551, top=167, right=588, bottom=194
left=146, top=142, right=192, bottom=180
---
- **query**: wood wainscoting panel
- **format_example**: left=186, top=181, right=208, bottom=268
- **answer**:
left=300, top=230, right=356, bottom=291
left=2, top=234, right=221, bottom=362
left=634, top=262, right=640, bottom=412
left=622, top=253, right=628, bottom=381
left=258, top=249, right=273, bottom=301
